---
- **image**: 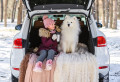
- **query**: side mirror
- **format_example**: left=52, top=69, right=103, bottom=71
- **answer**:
left=96, top=22, right=102, bottom=28
left=15, top=24, right=22, bottom=30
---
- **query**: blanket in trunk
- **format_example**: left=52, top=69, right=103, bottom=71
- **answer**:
left=19, top=53, right=31, bottom=82
left=54, top=50, right=99, bottom=82
left=24, top=53, right=56, bottom=82
left=21, top=47, right=98, bottom=82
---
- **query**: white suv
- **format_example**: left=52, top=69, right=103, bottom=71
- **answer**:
left=10, top=0, right=109, bottom=82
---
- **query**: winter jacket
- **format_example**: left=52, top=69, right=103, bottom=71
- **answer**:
left=37, top=28, right=60, bottom=52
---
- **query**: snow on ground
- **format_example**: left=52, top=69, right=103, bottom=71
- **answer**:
left=0, top=20, right=120, bottom=82
left=0, top=20, right=19, bottom=82
left=99, top=28, right=120, bottom=82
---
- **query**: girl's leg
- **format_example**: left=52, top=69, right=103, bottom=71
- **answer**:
left=46, top=49, right=56, bottom=70
left=37, top=50, right=47, bottom=62
left=33, top=50, right=47, bottom=72
left=47, top=49, right=56, bottom=60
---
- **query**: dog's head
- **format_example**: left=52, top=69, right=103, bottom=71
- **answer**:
left=61, top=15, right=80, bottom=30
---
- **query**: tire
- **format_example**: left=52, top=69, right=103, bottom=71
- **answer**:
left=11, top=74, right=18, bottom=82
left=103, top=74, right=109, bottom=82
left=99, top=73, right=109, bottom=82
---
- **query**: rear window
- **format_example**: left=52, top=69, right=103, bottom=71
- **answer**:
left=31, top=14, right=87, bottom=27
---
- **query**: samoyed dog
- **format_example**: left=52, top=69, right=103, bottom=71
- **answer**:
left=60, top=15, right=81, bottom=53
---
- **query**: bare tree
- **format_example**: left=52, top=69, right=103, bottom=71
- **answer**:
left=112, top=0, right=118, bottom=29
left=109, top=0, right=113, bottom=28
left=1, top=0, right=3, bottom=22
left=11, top=0, right=18, bottom=23
left=118, top=0, right=120, bottom=19
left=17, top=0, right=23, bottom=25
left=95, top=0, right=99, bottom=23
left=22, top=5, right=26, bottom=22
left=102, top=0, right=105, bottom=26
left=4, top=0, right=8, bottom=27
left=92, top=2, right=96, bottom=19
left=105, top=0, right=109, bottom=28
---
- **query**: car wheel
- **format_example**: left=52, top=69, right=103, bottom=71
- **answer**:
left=11, top=74, right=18, bottom=82
left=99, top=73, right=109, bottom=82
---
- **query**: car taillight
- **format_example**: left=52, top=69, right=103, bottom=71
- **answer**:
left=97, top=36, right=106, bottom=47
left=13, top=68, right=19, bottom=71
left=99, top=66, right=108, bottom=69
left=13, top=38, right=22, bottom=49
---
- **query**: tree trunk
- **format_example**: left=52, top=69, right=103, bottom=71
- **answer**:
left=110, top=0, right=113, bottom=28
left=17, top=0, right=23, bottom=25
left=112, top=0, right=118, bottom=29
left=105, top=0, right=109, bottom=28
left=4, top=0, right=8, bottom=27
left=22, top=5, right=26, bottom=22
left=95, top=0, right=99, bottom=23
left=102, top=0, right=105, bottom=27
left=11, top=0, right=18, bottom=23
left=1, top=0, right=3, bottom=22
left=92, top=2, right=96, bottom=19
left=118, top=0, right=120, bottom=19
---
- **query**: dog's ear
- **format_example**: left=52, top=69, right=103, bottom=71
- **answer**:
left=65, top=15, right=70, bottom=19
left=73, top=16, right=77, bottom=20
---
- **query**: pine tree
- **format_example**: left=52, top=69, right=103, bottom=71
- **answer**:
left=118, top=0, right=120, bottom=19
left=17, top=0, right=23, bottom=25
left=92, top=2, right=96, bottom=19
left=109, top=0, right=113, bottom=28
left=4, top=0, right=8, bottom=27
left=102, top=0, right=105, bottom=27
left=112, top=0, right=118, bottom=29
left=105, top=0, right=109, bottom=28
left=11, top=0, right=18, bottom=23
left=95, top=0, right=99, bottom=23
left=22, top=5, right=26, bottom=22
left=1, top=0, right=3, bottom=22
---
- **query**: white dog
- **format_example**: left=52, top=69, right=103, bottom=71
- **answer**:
left=60, top=15, right=81, bottom=53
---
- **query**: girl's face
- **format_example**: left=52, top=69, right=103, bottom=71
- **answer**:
left=48, top=24, right=55, bottom=30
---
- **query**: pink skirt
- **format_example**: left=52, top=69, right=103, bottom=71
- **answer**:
left=24, top=54, right=56, bottom=82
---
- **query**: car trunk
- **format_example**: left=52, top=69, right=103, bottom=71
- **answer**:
left=22, top=0, right=94, bottom=11
left=26, top=14, right=95, bottom=54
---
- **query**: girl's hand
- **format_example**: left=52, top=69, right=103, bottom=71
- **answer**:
left=52, top=34, right=57, bottom=40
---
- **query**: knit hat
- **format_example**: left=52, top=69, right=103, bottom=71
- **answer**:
left=43, top=15, right=55, bottom=28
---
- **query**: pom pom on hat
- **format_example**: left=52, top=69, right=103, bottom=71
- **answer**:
left=43, top=15, right=48, bottom=20
left=43, top=15, right=55, bottom=28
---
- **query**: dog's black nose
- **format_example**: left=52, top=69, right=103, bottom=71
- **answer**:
left=68, top=24, right=70, bottom=27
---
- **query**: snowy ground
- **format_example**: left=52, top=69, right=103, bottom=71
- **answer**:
left=0, top=21, right=19, bottom=82
left=0, top=20, right=120, bottom=82
left=99, top=28, right=120, bottom=82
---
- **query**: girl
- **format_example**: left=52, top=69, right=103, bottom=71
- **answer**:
left=33, top=15, right=60, bottom=72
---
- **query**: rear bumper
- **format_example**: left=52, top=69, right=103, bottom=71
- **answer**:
left=11, top=71, right=109, bottom=81
left=10, top=48, right=25, bottom=78
left=11, top=67, right=19, bottom=78
left=99, top=65, right=109, bottom=76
